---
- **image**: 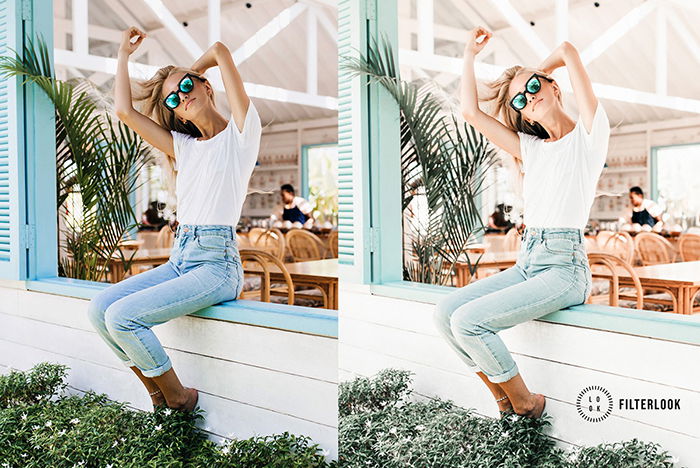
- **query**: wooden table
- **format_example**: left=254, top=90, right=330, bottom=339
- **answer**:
left=108, top=247, right=172, bottom=283
left=592, top=261, right=700, bottom=315
left=453, top=251, right=519, bottom=287
left=244, top=259, right=338, bottom=310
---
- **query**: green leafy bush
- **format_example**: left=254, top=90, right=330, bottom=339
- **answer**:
left=0, top=363, right=335, bottom=467
left=338, top=369, right=681, bottom=468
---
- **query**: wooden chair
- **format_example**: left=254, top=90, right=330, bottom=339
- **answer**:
left=236, top=233, right=251, bottom=248
left=595, top=231, right=615, bottom=250
left=678, top=233, right=700, bottom=262
left=247, top=228, right=268, bottom=245
left=327, top=230, right=338, bottom=258
left=285, top=229, right=326, bottom=262
left=584, top=236, right=598, bottom=252
left=249, top=228, right=286, bottom=261
left=587, top=253, right=644, bottom=309
left=156, top=224, right=175, bottom=248
left=239, top=249, right=294, bottom=305
left=634, top=232, right=676, bottom=265
left=600, top=231, right=635, bottom=264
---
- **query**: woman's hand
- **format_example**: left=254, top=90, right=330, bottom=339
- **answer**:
left=464, top=27, right=492, bottom=57
left=119, top=27, right=147, bottom=57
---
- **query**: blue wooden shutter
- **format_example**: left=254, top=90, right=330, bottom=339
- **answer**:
left=0, top=0, right=27, bottom=280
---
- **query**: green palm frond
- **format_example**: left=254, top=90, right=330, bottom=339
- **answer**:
left=0, top=35, right=154, bottom=282
left=342, top=36, right=498, bottom=286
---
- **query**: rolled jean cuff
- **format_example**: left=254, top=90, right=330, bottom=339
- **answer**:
left=121, top=359, right=135, bottom=368
left=485, top=364, right=519, bottom=384
left=139, top=357, right=173, bottom=378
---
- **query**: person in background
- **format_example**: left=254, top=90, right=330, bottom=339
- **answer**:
left=487, top=203, right=515, bottom=232
left=141, top=201, right=167, bottom=231
left=274, top=184, right=314, bottom=225
left=626, top=186, right=663, bottom=228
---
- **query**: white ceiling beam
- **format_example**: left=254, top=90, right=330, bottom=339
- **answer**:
left=580, top=0, right=658, bottom=65
left=445, top=0, right=491, bottom=29
left=486, top=0, right=549, bottom=60
left=53, top=49, right=337, bottom=110
left=666, top=9, right=700, bottom=65
left=72, top=0, right=88, bottom=55
left=232, top=3, right=307, bottom=65
left=416, top=0, right=434, bottom=55
left=655, top=6, right=667, bottom=96
left=141, top=0, right=204, bottom=60
left=398, top=49, right=700, bottom=114
left=105, top=0, right=180, bottom=67
left=555, top=0, right=568, bottom=44
left=208, top=0, right=221, bottom=45
left=316, top=8, right=338, bottom=42
left=306, top=9, right=318, bottom=95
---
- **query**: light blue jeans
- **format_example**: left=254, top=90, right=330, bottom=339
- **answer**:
left=87, top=224, right=243, bottom=378
left=434, top=227, right=592, bottom=383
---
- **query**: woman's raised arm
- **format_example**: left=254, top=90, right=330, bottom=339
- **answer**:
left=538, top=41, right=597, bottom=132
left=190, top=42, right=250, bottom=133
left=114, top=27, right=174, bottom=157
left=460, top=27, right=521, bottom=161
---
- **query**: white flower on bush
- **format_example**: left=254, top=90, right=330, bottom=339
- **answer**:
left=106, top=464, right=114, bottom=468
left=154, top=424, right=163, bottom=431
left=21, top=413, right=27, bottom=421
left=120, top=437, right=126, bottom=443
left=32, top=425, right=40, bottom=430
left=112, top=440, right=119, bottom=448
left=222, top=446, right=230, bottom=455
left=414, top=425, right=425, bottom=431
left=57, top=429, right=66, bottom=436
left=45, top=421, right=52, bottom=427
left=163, top=408, right=172, bottom=416
left=389, top=427, right=397, bottom=435
left=70, top=418, right=80, bottom=425
left=500, top=430, right=510, bottom=438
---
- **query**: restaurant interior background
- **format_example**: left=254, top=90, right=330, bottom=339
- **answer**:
left=53, top=0, right=339, bottom=307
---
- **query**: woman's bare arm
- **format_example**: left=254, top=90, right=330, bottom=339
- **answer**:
left=191, top=42, right=250, bottom=132
left=539, top=41, right=598, bottom=132
left=460, top=27, right=522, bottom=161
left=114, top=27, right=174, bottom=157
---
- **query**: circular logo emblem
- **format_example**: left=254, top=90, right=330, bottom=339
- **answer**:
left=576, top=385, right=613, bottom=422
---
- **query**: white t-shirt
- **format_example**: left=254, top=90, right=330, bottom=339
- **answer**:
left=517, top=102, right=610, bottom=229
left=171, top=102, right=262, bottom=226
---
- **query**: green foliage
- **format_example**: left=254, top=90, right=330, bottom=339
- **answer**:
left=338, top=369, right=682, bottom=468
left=0, top=363, right=334, bottom=467
left=0, top=35, right=152, bottom=282
left=341, top=37, right=497, bottom=286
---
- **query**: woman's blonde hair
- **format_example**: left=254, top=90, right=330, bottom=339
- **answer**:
left=481, top=65, right=560, bottom=140
left=131, top=66, right=215, bottom=212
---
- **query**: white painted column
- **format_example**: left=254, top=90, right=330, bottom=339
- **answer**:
left=208, top=0, right=221, bottom=45
left=306, top=9, right=318, bottom=95
left=655, top=6, right=667, bottom=96
left=72, top=0, right=88, bottom=55
left=416, top=0, right=434, bottom=55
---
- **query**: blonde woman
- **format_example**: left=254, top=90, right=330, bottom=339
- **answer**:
left=435, top=27, right=609, bottom=418
left=88, top=27, right=261, bottom=411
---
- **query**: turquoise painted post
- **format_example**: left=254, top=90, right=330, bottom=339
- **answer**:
left=0, top=0, right=28, bottom=281
left=366, top=0, right=402, bottom=284
left=337, top=0, right=373, bottom=284
left=23, top=0, right=58, bottom=280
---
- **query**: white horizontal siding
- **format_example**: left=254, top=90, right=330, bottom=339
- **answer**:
left=339, top=288, right=700, bottom=467
left=0, top=286, right=338, bottom=458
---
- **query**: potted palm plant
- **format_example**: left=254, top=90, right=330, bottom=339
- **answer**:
left=0, top=36, right=153, bottom=282
left=342, top=38, right=497, bottom=286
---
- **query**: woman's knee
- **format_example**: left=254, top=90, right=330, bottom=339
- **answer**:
left=104, top=300, right=138, bottom=335
left=86, top=292, right=111, bottom=329
left=449, top=304, right=483, bottom=338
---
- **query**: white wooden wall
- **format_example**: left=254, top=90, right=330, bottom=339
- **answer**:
left=340, top=286, right=700, bottom=467
left=0, top=286, right=338, bottom=459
